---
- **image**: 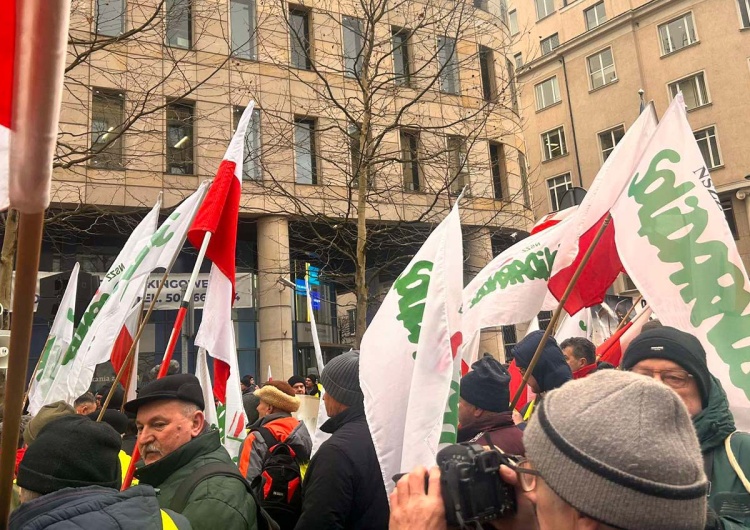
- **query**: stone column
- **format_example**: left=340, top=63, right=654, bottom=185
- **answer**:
left=465, top=228, right=504, bottom=360
left=257, top=216, right=294, bottom=381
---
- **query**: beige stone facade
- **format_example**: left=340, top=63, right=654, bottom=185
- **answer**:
left=511, top=0, right=750, bottom=274
left=56, top=0, right=531, bottom=375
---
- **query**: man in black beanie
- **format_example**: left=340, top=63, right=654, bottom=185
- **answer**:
left=11, top=415, right=189, bottom=529
left=295, top=350, right=389, bottom=529
left=457, top=356, right=524, bottom=455
left=622, top=326, right=750, bottom=530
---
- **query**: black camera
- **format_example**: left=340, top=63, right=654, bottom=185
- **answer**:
left=435, top=443, right=517, bottom=527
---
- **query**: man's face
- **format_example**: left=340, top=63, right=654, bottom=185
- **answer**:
left=292, top=382, right=306, bottom=395
left=305, top=377, right=314, bottom=389
left=519, top=366, right=541, bottom=394
left=257, top=400, right=273, bottom=418
left=323, top=391, right=348, bottom=417
left=136, top=400, right=205, bottom=466
left=76, top=402, right=96, bottom=415
left=458, top=398, right=477, bottom=428
left=630, top=358, right=703, bottom=416
left=562, top=347, right=586, bottom=373
left=249, top=377, right=255, bottom=386
left=240, top=383, right=248, bottom=392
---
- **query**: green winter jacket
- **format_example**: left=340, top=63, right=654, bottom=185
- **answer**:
left=136, top=429, right=258, bottom=530
left=693, top=375, right=750, bottom=530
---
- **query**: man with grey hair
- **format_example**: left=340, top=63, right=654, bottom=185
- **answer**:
left=125, top=373, right=258, bottom=530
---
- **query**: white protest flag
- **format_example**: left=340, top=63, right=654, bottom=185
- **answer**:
left=66, top=183, right=208, bottom=402
left=189, top=104, right=255, bottom=460
left=27, top=263, right=80, bottom=414
left=610, top=94, right=750, bottom=429
left=267, top=365, right=273, bottom=382
left=555, top=308, right=592, bottom=343
left=361, top=199, right=463, bottom=494
left=45, top=199, right=161, bottom=405
left=459, top=217, right=572, bottom=368
left=196, top=348, right=220, bottom=430
left=307, top=277, right=331, bottom=455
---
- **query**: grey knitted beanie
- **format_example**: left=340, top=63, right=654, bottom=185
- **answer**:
left=321, top=350, right=363, bottom=407
left=525, top=370, right=708, bottom=530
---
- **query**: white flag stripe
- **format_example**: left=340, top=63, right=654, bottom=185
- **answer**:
left=28, top=263, right=80, bottom=415
left=306, top=277, right=331, bottom=454
left=197, top=347, right=220, bottom=430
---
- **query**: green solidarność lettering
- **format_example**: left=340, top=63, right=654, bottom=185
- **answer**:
left=393, top=260, right=433, bottom=346
left=628, top=148, right=750, bottom=397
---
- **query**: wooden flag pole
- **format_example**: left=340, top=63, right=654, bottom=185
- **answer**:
left=615, top=294, right=643, bottom=332
left=510, top=215, right=612, bottom=411
left=0, top=212, right=45, bottom=527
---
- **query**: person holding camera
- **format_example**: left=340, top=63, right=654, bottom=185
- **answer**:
left=457, top=356, right=524, bottom=456
left=390, top=370, right=708, bottom=530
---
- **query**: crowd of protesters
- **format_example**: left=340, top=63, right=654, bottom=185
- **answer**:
left=2, top=321, right=749, bottom=530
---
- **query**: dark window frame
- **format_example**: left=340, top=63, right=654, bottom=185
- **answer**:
left=166, top=100, right=195, bottom=175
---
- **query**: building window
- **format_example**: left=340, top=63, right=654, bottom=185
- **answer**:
left=437, top=36, right=460, bottom=95
left=479, top=46, right=497, bottom=101
left=489, top=142, right=508, bottom=200
left=658, top=13, right=697, bottom=55
left=668, top=73, right=709, bottom=110
left=348, top=122, right=364, bottom=187
left=501, top=325, right=517, bottom=362
left=598, top=125, right=625, bottom=162
left=541, top=126, right=567, bottom=161
left=90, top=89, right=124, bottom=168
left=739, top=0, right=750, bottom=28
left=401, top=130, right=421, bottom=191
left=233, top=106, right=261, bottom=181
left=540, top=33, right=560, bottom=55
left=506, top=59, right=519, bottom=113
left=447, top=136, right=468, bottom=195
left=535, top=0, right=554, bottom=20
left=587, top=47, right=616, bottom=90
left=346, top=308, right=357, bottom=336
left=166, top=0, right=191, bottom=48
left=290, top=7, right=312, bottom=70
left=474, top=0, right=488, bottom=11
left=392, top=28, right=411, bottom=86
left=509, top=10, right=519, bottom=35
left=694, top=126, right=721, bottom=170
left=343, top=16, right=364, bottom=78
left=166, top=101, right=194, bottom=175
left=518, top=152, right=530, bottom=207
left=547, top=173, right=572, bottom=211
left=584, top=2, right=606, bottom=30
left=231, top=0, right=256, bottom=60
left=500, top=0, right=509, bottom=25
left=294, top=118, right=317, bottom=184
left=535, top=76, right=560, bottom=110
left=96, top=0, right=125, bottom=36
left=514, top=52, right=523, bottom=69
left=720, top=194, right=739, bottom=239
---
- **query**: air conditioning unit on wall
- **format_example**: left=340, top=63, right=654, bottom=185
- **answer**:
left=613, top=273, right=640, bottom=297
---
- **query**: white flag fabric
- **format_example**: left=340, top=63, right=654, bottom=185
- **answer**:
left=28, top=263, right=80, bottom=415
left=610, top=94, right=750, bottom=429
left=45, top=200, right=161, bottom=405
left=66, top=183, right=207, bottom=402
left=307, top=277, right=331, bottom=455
left=267, top=365, right=273, bottom=382
left=361, top=199, right=463, bottom=494
left=555, top=309, right=592, bottom=343
left=197, top=348, right=220, bottom=430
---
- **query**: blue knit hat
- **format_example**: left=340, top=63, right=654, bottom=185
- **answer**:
left=512, top=330, right=572, bottom=392
left=460, top=356, right=511, bottom=412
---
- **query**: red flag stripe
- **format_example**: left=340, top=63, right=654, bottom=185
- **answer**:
left=0, top=0, right=15, bottom=129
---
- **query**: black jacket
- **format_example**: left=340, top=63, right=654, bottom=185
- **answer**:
left=294, top=403, right=389, bottom=530
left=9, top=485, right=190, bottom=529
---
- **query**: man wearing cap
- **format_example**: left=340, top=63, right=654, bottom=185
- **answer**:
left=238, top=380, right=312, bottom=483
left=125, top=373, right=258, bottom=530
left=622, top=326, right=750, bottom=530
left=11, top=414, right=190, bottom=529
left=288, top=375, right=307, bottom=395
left=391, top=370, right=709, bottom=530
left=457, top=356, right=524, bottom=455
left=294, top=350, right=389, bottom=529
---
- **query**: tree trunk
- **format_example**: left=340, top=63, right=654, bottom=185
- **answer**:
left=0, top=209, right=19, bottom=330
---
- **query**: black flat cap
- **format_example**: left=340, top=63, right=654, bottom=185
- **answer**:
left=123, top=373, right=204, bottom=414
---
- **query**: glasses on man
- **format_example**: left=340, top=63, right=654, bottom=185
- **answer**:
left=631, top=368, right=694, bottom=390
left=508, top=457, right=540, bottom=492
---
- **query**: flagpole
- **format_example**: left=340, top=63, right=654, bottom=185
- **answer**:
left=614, top=294, right=643, bottom=332
left=120, top=231, right=212, bottom=490
left=0, top=212, right=44, bottom=527
left=510, top=215, right=612, bottom=411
